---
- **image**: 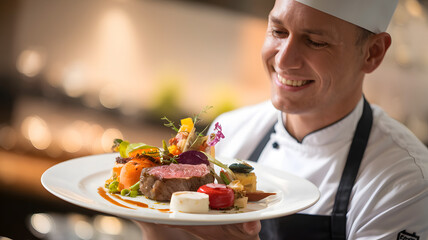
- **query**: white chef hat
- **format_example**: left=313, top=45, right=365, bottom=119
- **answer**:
left=295, top=0, right=399, bottom=33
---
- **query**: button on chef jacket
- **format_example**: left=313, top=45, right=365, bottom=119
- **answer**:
left=209, top=97, right=428, bottom=239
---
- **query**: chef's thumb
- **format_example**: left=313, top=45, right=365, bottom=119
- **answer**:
left=241, top=220, right=261, bottom=236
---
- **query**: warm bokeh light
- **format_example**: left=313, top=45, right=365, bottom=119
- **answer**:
left=99, top=84, right=122, bottom=109
left=16, top=49, right=45, bottom=78
left=64, top=214, right=94, bottom=240
left=60, top=127, right=83, bottom=153
left=405, top=0, right=425, bottom=18
left=74, top=220, right=94, bottom=240
left=88, top=124, right=105, bottom=154
left=94, top=7, right=146, bottom=109
left=94, top=215, right=123, bottom=235
left=71, top=121, right=92, bottom=150
left=394, top=43, right=411, bottom=66
left=96, top=8, right=139, bottom=78
left=21, top=116, right=52, bottom=150
left=62, top=63, right=87, bottom=97
left=29, top=213, right=53, bottom=235
left=101, top=128, right=123, bottom=152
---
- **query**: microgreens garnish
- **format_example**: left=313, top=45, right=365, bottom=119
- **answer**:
left=111, top=138, right=123, bottom=151
left=160, top=140, right=179, bottom=164
left=193, top=106, right=213, bottom=125
left=161, top=116, right=179, bottom=132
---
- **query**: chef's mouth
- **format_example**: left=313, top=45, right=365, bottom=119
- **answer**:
left=277, top=74, right=313, bottom=87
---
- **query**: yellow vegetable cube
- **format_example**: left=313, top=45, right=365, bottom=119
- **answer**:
left=235, top=172, right=257, bottom=193
left=178, top=118, right=194, bottom=133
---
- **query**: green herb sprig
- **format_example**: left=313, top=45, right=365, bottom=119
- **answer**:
left=161, top=116, right=179, bottom=132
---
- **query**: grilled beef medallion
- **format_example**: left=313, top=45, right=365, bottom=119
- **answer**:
left=139, top=164, right=214, bottom=201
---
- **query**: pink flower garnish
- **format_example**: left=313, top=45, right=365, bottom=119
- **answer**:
left=207, top=122, right=225, bottom=146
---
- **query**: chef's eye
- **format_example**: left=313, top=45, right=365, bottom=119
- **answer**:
left=307, top=39, right=328, bottom=48
left=271, top=29, right=288, bottom=38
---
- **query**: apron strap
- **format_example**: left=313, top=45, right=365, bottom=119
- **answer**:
left=331, top=98, right=373, bottom=239
left=248, top=98, right=373, bottom=240
left=248, top=123, right=276, bottom=162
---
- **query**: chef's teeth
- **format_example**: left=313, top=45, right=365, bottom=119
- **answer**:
left=278, top=74, right=308, bottom=87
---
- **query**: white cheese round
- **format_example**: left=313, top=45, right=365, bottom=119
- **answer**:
left=170, top=191, right=209, bottom=213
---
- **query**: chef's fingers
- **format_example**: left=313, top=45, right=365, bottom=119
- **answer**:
left=242, top=221, right=262, bottom=236
left=134, top=221, right=199, bottom=240
left=169, top=221, right=261, bottom=240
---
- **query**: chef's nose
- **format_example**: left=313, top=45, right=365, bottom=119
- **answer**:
left=275, top=36, right=302, bottom=70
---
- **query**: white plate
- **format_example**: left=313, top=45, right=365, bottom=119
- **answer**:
left=41, top=153, right=319, bottom=225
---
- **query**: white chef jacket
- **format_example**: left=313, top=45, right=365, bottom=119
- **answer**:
left=210, top=98, right=428, bottom=240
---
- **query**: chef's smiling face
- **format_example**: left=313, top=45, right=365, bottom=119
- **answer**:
left=262, top=0, right=367, bottom=118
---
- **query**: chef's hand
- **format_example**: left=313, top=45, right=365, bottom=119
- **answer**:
left=171, top=220, right=261, bottom=240
left=135, top=220, right=261, bottom=240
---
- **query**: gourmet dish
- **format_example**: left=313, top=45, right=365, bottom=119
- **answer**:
left=103, top=111, right=275, bottom=213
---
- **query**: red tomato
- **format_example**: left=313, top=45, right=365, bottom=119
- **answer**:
left=197, top=183, right=234, bottom=209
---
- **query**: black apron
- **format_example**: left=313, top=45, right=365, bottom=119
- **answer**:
left=248, top=99, right=373, bottom=240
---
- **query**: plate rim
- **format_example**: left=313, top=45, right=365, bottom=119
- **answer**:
left=41, top=153, right=320, bottom=225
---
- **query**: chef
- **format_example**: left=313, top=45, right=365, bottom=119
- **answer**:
left=136, top=0, right=428, bottom=239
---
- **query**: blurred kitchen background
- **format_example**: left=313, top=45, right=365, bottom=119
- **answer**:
left=0, top=0, right=427, bottom=239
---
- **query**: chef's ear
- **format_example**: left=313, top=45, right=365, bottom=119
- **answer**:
left=362, top=32, right=392, bottom=73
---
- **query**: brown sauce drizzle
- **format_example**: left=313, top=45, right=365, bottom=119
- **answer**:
left=97, top=187, right=135, bottom=209
left=111, top=193, right=149, bottom=208
left=157, top=208, right=171, bottom=213
left=97, top=187, right=170, bottom=213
